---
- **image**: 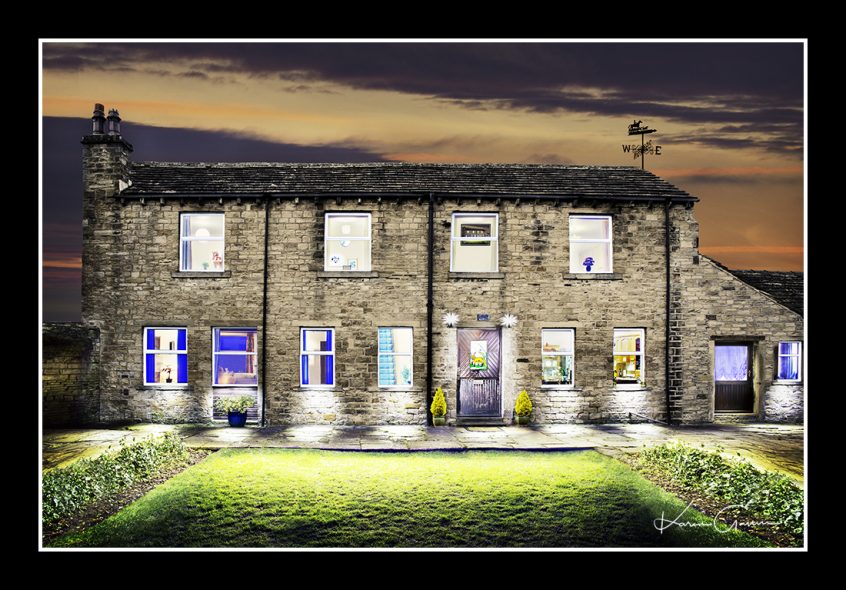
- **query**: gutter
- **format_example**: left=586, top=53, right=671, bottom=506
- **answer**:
left=664, top=198, right=672, bottom=425
left=260, top=195, right=271, bottom=427
left=426, top=192, right=435, bottom=426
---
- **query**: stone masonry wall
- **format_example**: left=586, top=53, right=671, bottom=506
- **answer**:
left=432, top=200, right=670, bottom=424
left=42, top=323, right=100, bottom=426
left=672, top=207, right=804, bottom=423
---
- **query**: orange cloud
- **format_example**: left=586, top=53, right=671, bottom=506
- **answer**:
left=654, top=166, right=803, bottom=177
left=699, top=246, right=803, bottom=254
left=44, top=257, right=82, bottom=269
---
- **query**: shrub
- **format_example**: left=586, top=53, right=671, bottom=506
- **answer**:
left=214, top=396, right=256, bottom=414
left=42, top=432, right=189, bottom=525
left=638, top=442, right=804, bottom=535
left=430, top=387, right=447, bottom=417
left=515, top=390, right=533, bottom=416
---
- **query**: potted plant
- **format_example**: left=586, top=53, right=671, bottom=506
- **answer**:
left=431, top=386, right=447, bottom=426
left=214, top=395, right=255, bottom=427
left=583, top=256, right=595, bottom=272
left=515, top=389, right=533, bottom=425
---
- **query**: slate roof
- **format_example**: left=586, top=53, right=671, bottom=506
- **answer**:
left=727, top=269, right=804, bottom=316
left=122, top=162, right=696, bottom=202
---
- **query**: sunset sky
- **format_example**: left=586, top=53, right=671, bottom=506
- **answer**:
left=41, top=41, right=805, bottom=321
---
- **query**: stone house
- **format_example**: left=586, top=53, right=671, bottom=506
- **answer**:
left=69, top=104, right=804, bottom=426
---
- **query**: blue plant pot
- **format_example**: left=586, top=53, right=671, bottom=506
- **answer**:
left=585, top=265, right=592, bottom=272
left=227, top=411, right=248, bottom=427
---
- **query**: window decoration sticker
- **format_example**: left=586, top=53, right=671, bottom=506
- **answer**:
left=469, top=340, right=488, bottom=370
left=460, top=223, right=491, bottom=246
left=329, top=254, right=343, bottom=266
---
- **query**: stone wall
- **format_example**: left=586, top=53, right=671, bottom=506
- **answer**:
left=672, top=208, right=804, bottom=424
left=42, top=323, right=100, bottom=426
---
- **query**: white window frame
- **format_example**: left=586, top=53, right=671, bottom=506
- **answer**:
left=569, top=214, right=613, bottom=273
left=212, top=327, right=258, bottom=388
left=776, top=341, right=803, bottom=382
left=179, top=212, right=225, bottom=272
left=324, top=213, right=372, bottom=271
left=450, top=212, right=499, bottom=272
left=613, top=328, right=645, bottom=388
left=143, top=327, right=188, bottom=387
left=540, top=328, right=575, bottom=388
left=377, top=327, right=414, bottom=389
left=300, top=327, right=335, bottom=388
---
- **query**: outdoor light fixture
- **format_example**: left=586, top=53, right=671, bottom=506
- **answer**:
left=443, top=312, right=460, bottom=327
left=500, top=314, right=518, bottom=328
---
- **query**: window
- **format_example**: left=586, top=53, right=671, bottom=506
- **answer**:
left=213, top=328, right=258, bottom=386
left=378, top=327, right=413, bottom=387
left=569, top=215, right=612, bottom=273
left=144, top=328, right=187, bottom=385
left=300, top=328, right=334, bottom=387
left=777, top=341, right=802, bottom=381
left=613, top=328, right=644, bottom=386
left=450, top=213, right=499, bottom=272
left=325, top=213, right=371, bottom=271
left=180, top=213, right=224, bottom=271
left=541, top=329, right=574, bottom=386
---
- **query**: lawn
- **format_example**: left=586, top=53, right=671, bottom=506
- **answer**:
left=49, top=449, right=768, bottom=548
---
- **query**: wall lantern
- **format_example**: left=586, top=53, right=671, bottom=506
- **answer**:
left=442, top=312, right=460, bottom=328
left=500, top=314, right=518, bottom=328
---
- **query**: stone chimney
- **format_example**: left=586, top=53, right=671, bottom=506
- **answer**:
left=81, top=103, right=134, bottom=325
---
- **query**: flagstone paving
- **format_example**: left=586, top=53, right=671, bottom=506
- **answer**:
left=42, top=422, right=804, bottom=482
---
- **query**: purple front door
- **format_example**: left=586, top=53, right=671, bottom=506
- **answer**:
left=714, top=343, right=754, bottom=412
left=457, top=328, right=502, bottom=417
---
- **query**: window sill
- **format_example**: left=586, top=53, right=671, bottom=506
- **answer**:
left=212, top=384, right=259, bottom=388
left=773, top=380, right=803, bottom=386
left=562, top=273, right=622, bottom=280
left=317, top=271, right=379, bottom=279
left=613, top=385, right=648, bottom=392
left=141, top=385, right=190, bottom=391
left=540, top=385, right=580, bottom=391
left=369, top=386, right=423, bottom=392
left=171, top=271, right=231, bottom=278
left=449, top=272, right=505, bottom=280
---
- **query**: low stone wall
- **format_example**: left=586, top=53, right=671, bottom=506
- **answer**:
left=42, top=323, right=100, bottom=426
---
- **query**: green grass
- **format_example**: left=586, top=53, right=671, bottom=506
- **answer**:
left=49, top=449, right=768, bottom=548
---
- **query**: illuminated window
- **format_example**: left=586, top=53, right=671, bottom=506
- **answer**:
left=300, top=328, right=334, bottom=387
left=569, top=215, right=612, bottom=273
left=450, top=213, right=499, bottom=272
left=325, top=213, right=371, bottom=271
left=180, top=213, right=225, bottom=271
left=378, top=327, right=413, bottom=387
left=541, top=329, right=574, bottom=386
left=613, top=328, right=645, bottom=386
left=213, top=328, right=258, bottom=386
left=777, top=341, right=802, bottom=382
left=143, top=327, right=187, bottom=386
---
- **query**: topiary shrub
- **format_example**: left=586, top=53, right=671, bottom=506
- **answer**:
left=430, top=386, right=447, bottom=417
left=515, top=390, right=533, bottom=416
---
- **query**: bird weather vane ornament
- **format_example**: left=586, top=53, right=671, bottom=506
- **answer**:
left=622, top=120, right=663, bottom=170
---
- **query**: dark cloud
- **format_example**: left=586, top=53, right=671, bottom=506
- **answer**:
left=42, top=116, right=386, bottom=322
left=42, top=42, right=803, bottom=155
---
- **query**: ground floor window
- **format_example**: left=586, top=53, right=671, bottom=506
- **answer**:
left=301, top=328, right=334, bottom=387
left=541, top=329, right=574, bottom=385
left=144, top=327, right=187, bottom=385
left=378, top=327, right=413, bottom=387
left=213, top=328, right=258, bottom=386
left=613, top=328, right=644, bottom=386
left=777, top=341, right=802, bottom=381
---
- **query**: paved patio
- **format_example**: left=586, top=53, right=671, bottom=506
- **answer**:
left=42, top=422, right=805, bottom=481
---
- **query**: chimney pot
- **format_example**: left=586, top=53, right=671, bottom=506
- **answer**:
left=91, top=103, right=106, bottom=135
left=106, top=108, right=122, bottom=136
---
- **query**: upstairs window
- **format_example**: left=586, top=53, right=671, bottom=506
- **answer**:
left=613, top=328, right=645, bottom=386
left=451, top=213, right=499, bottom=272
left=570, top=215, right=612, bottom=273
left=213, top=328, right=258, bottom=386
left=541, top=329, right=574, bottom=386
left=777, top=341, right=802, bottom=382
left=325, top=213, right=371, bottom=271
left=144, top=327, right=187, bottom=386
left=300, top=328, right=335, bottom=387
left=180, top=213, right=225, bottom=272
left=378, top=327, right=413, bottom=388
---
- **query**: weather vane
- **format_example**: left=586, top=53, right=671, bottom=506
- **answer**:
left=622, top=120, right=663, bottom=170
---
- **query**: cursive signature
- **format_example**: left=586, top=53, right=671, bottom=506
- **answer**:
left=654, top=500, right=782, bottom=534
